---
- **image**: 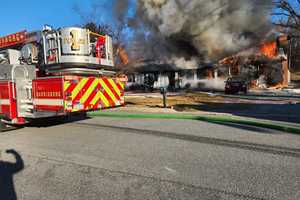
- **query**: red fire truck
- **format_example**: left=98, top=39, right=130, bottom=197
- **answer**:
left=0, top=26, right=126, bottom=125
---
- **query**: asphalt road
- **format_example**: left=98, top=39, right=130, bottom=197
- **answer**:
left=0, top=117, right=299, bottom=200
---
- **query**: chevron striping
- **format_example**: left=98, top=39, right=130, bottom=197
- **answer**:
left=63, top=77, right=125, bottom=112
left=104, top=78, right=121, bottom=101
left=64, top=81, right=71, bottom=91
left=102, top=89, right=115, bottom=107
left=72, top=78, right=94, bottom=105
left=116, top=80, right=125, bottom=91
left=108, top=79, right=121, bottom=97
left=71, top=78, right=89, bottom=100
left=90, top=91, right=110, bottom=107
left=99, top=79, right=118, bottom=104
left=80, top=78, right=97, bottom=104
left=83, top=83, right=101, bottom=107
left=64, top=82, right=77, bottom=95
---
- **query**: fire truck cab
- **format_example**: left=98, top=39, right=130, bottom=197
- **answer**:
left=0, top=26, right=126, bottom=125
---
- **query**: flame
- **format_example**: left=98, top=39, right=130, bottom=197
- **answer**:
left=119, top=48, right=129, bottom=65
left=260, top=41, right=277, bottom=59
left=116, top=46, right=129, bottom=65
left=219, top=56, right=235, bottom=65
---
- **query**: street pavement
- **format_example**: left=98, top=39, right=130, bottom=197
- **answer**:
left=0, top=117, right=299, bottom=200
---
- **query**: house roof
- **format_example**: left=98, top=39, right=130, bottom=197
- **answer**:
left=122, top=60, right=217, bottom=73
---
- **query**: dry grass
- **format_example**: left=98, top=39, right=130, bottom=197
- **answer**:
left=291, top=72, right=300, bottom=81
left=124, top=92, right=290, bottom=113
left=125, top=93, right=224, bottom=109
left=123, top=92, right=252, bottom=112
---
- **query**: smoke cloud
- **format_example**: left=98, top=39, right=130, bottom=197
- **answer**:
left=113, top=0, right=130, bottom=24
left=127, top=0, right=273, bottom=67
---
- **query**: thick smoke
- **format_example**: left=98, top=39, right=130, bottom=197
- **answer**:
left=113, top=0, right=130, bottom=24
left=129, top=0, right=273, bottom=67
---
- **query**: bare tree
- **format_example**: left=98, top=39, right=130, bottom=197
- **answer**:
left=73, top=0, right=131, bottom=66
left=273, top=0, right=300, bottom=35
left=83, top=22, right=119, bottom=41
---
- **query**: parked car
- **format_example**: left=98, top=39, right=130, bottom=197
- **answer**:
left=225, top=77, right=248, bottom=94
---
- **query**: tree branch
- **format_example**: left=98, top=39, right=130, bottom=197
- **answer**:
left=272, top=0, right=300, bottom=34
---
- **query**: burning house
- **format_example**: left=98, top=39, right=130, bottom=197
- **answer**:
left=121, top=1, right=275, bottom=89
left=218, top=35, right=291, bottom=89
left=114, top=0, right=300, bottom=91
left=125, top=34, right=296, bottom=91
left=125, top=34, right=291, bottom=91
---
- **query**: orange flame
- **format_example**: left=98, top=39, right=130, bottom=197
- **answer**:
left=119, top=48, right=129, bottom=65
left=219, top=56, right=234, bottom=65
left=260, top=41, right=277, bottom=59
left=116, top=46, right=129, bottom=65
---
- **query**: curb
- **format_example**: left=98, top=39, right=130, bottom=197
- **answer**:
left=0, top=122, right=6, bottom=132
left=88, top=112, right=300, bottom=134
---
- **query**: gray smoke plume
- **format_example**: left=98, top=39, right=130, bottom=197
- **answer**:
left=113, top=0, right=130, bottom=24
left=129, top=0, right=273, bottom=67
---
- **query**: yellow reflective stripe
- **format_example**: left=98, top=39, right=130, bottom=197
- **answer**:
left=99, top=79, right=118, bottom=103
left=71, top=78, right=88, bottom=99
left=80, top=79, right=98, bottom=104
left=108, top=79, right=121, bottom=97
left=64, top=81, right=71, bottom=92
left=90, top=91, right=110, bottom=107
left=118, top=81, right=125, bottom=90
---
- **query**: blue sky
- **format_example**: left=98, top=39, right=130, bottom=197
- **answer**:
left=0, top=0, right=122, bottom=36
left=271, top=0, right=300, bottom=23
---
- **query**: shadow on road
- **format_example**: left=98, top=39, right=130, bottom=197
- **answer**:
left=27, top=112, right=90, bottom=128
left=0, top=113, right=91, bottom=132
left=0, top=149, right=24, bottom=200
left=173, top=103, right=300, bottom=124
left=205, top=121, right=278, bottom=134
left=0, top=125, right=22, bottom=133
